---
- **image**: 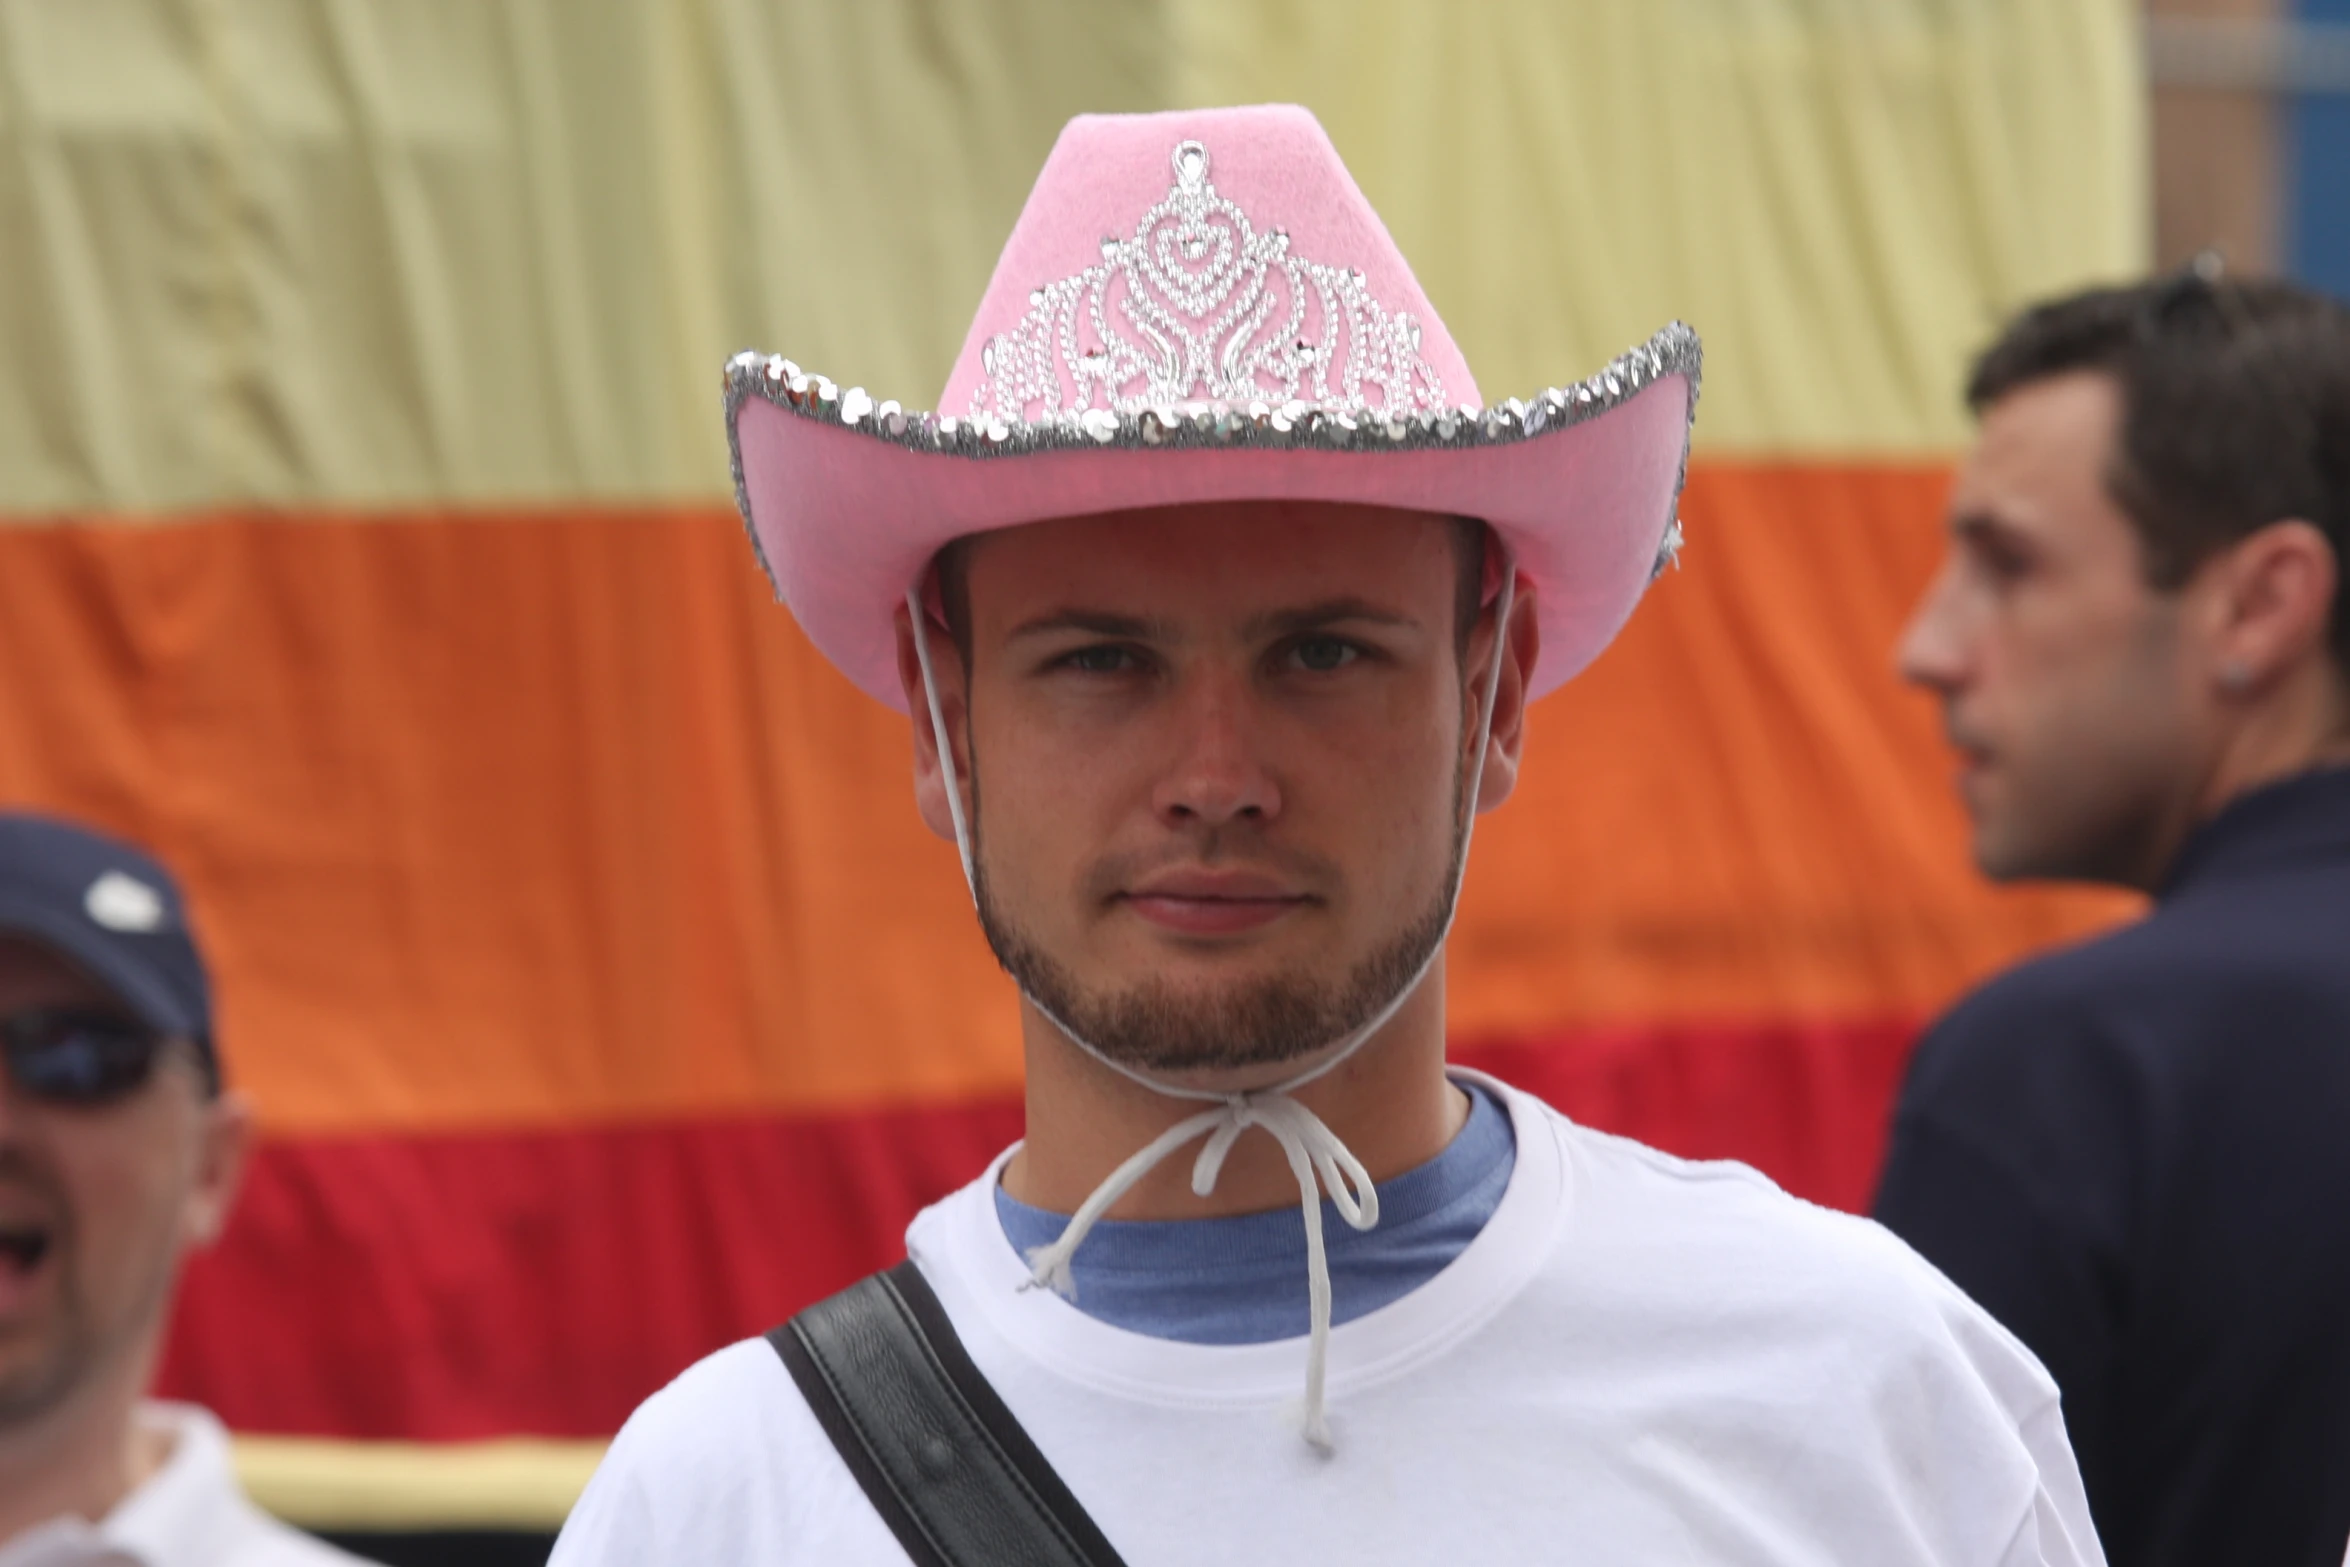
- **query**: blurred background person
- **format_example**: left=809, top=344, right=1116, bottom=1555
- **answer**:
left=1879, top=271, right=2350, bottom=1567
left=0, top=813, right=364, bottom=1563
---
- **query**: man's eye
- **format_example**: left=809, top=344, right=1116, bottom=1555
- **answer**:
left=1956, top=529, right=2036, bottom=587
left=1060, top=644, right=1141, bottom=675
left=1972, top=544, right=2033, bottom=585
left=1291, top=637, right=1359, bottom=673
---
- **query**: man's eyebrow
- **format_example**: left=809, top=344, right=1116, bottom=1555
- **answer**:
left=1005, top=608, right=1174, bottom=642
left=1241, top=598, right=1416, bottom=639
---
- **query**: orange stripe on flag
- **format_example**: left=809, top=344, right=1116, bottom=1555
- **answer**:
left=0, top=473, right=2131, bottom=1135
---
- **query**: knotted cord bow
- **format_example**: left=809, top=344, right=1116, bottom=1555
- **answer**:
left=1015, top=1049, right=1383, bottom=1450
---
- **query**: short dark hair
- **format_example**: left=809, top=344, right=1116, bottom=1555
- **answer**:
left=933, top=512, right=1491, bottom=668
left=1967, top=270, right=2350, bottom=671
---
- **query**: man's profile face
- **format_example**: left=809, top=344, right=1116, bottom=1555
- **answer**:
left=1898, top=372, right=2205, bottom=885
left=911, top=502, right=1511, bottom=1080
left=0, top=936, right=247, bottom=1425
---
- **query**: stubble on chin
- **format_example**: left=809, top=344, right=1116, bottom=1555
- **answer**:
left=1968, top=756, right=2179, bottom=889
left=970, top=778, right=1468, bottom=1078
left=975, top=884, right=1453, bottom=1074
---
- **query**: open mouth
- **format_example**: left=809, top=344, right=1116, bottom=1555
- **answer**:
left=0, top=1224, right=52, bottom=1281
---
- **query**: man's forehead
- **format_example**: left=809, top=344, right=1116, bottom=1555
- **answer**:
left=1953, top=374, right=2125, bottom=528
left=1970, top=375, right=2118, bottom=481
left=958, top=500, right=1464, bottom=610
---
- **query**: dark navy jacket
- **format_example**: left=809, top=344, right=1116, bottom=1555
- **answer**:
left=1877, top=766, right=2350, bottom=1567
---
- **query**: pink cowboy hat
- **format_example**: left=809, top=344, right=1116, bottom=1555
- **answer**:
left=726, top=104, right=1699, bottom=710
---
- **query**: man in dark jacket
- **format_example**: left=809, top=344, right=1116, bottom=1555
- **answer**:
left=1880, top=266, right=2350, bottom=1567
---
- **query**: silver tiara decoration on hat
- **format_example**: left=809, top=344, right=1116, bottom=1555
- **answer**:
left=724, top=318, right=1702, bottom=587
left=971, top=139, right=1448, bottom=421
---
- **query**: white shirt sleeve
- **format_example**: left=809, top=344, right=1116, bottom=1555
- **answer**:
left=1993, top=1397, right=2103, bottom=1567
left=1896, top=1244, right=2105, bottom=1567
left=548, top=1339, right=908, bottom=1567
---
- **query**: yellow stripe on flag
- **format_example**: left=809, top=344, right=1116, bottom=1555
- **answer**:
left=233, top=1435, right=606, bottom=1533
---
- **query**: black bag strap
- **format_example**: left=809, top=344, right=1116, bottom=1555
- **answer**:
left=768, top=1261, right=1130, bottom=1567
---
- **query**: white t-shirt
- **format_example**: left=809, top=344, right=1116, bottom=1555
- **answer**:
left=553, top=1076, right=2103, bottom=1565
left=0, top=1403, right=366, bottom=1567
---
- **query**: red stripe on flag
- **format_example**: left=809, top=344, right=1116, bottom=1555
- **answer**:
left=163, top=1098, right=1026, bottom=1440
left=1455, top=1016, right=1921, bottom=1214
left=162, top=1017, right=1918, bottom=1440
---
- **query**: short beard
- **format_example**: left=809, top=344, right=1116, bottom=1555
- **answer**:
left=1976, top=779, right=2178, bottom=888
left=972, top=788, right=1468, bottom=1077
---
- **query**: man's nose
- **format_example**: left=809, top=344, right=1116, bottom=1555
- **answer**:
left=1151, top=676, right=1281, bottom=827
left=1896, top=562, right=1969, bottom=694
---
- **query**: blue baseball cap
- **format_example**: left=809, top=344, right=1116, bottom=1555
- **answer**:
left=0, top=812, right=216, bottom=1082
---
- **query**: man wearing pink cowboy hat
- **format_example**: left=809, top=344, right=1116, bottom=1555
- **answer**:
left=553, top=105, right=2100, bottom=1566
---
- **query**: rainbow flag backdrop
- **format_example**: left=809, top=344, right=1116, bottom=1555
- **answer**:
left=0, top=0, right=2144, bottom=1536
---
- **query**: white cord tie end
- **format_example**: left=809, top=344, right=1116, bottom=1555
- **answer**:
left=1301, top=1404, right=1336, bottom=1455
left=1021, top=1239, right=1081, bottom=1299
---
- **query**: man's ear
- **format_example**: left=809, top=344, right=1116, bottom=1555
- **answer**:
left=894, top=600, right=972, bottom=845
left=2204, top=519, right=2340, bottom=699
left=1472, top=581, right=1541, bottom=814
left=182, top=1084, right=253, bottom=1250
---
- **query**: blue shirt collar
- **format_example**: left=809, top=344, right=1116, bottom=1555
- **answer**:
left=992, top=1081, right=1517, bottom=1344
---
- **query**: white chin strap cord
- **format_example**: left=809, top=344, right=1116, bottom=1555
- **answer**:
left=907, top=564, right=1515, bottom=1453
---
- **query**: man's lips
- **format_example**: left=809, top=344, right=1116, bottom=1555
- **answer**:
left=1942, top=718, right=1994, bottom=777
left=1118, top=872, right=1312, bottom=935
left=1947, top=736, right=1997, bottom=808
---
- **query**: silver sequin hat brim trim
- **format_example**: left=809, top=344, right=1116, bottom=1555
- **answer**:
left=724, top=320, right=1701, bottom=589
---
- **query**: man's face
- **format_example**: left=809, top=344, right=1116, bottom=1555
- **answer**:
left=0, top=936, right=247, bottom=1426
left=912, top=502, right=1513, bottom=1080
left=1899, top=372, right=2209, bottom=886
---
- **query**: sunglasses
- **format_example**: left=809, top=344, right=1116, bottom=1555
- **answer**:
left=2138, top=257, right=2252, bottom=337
left=1, top=1008, right=176, bottom=1106
left=2134, top=257, right=2317, bottom=461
